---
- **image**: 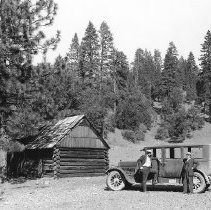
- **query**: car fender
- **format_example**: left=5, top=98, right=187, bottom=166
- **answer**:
left=106, top=166, right=135, bottom=185
left=195, top=169, right=210, bottom=184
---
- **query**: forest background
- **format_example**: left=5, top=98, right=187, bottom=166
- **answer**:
left=1, top=0, right=211, bottom=150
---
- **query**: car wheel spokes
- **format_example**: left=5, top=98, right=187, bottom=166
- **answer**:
left=193, top=177, right=201, bottom=189
left=111, top=173, right=122, bottom=187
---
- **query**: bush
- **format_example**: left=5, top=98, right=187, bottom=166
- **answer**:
left=122, top=130, right=136, bottom=143
left=155, top=126, right=169, bottom=140
left=156, top=106, right=205, bottom=142
left=137, top=123, right=147, bottom=133
left=134, top=130, right=145, bottom=141
left=186, top=107, right=205, bottom=130
left=122, top=129, right=145, bottom=143
left=116, top=90, right=153, bottom=131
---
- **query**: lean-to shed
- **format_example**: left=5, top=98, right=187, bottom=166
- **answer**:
left=20, top=115, right=110, bottom=178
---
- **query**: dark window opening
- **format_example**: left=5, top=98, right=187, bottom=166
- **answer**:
left=170, top=148, right=174, bottom=158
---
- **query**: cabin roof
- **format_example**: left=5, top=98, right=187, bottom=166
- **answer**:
left=25, top=115, right=110, bottom=150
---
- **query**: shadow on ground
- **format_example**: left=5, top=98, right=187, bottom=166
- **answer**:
left=105, top=184, right=184, bottom=192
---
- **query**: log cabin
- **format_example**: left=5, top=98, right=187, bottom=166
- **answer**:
left=8, top=115, right=110, bottom=178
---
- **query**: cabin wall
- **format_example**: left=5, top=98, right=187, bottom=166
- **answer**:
left=54, top=121, right=109, bottom=178
left=55, top=147, right=109, bottom=178
left=59, top=121, right=106, bottom=149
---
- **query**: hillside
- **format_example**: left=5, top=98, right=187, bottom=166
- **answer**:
left=107, top=122, right=211, bottom=165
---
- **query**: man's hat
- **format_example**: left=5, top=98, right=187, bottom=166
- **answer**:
left=186, top=152, right=191, bottom=155
left=146, top=149, right=152, bottom=154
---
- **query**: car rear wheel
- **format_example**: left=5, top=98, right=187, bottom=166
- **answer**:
left=193, top=172, right=206, bottom=193
left=106, top=171, right=125, bottom=191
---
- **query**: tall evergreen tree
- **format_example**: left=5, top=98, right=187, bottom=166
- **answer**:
left=185, top=52, right=198, bottom=101
left=152, top=49, right=162, bottom=101
left=133, top=48, right=161, bottom=99
left=79, top=21, right=100, bottom=83
left=99, top=21, right=114, bottom=80
left=177, top=56, right=187, bottom=89
left=0, top=0, right=60, bottom=138
left=161, top=42, right=179, bottom=97
left=200, top=30, right=211, bottom=119
left=154, top=49, right=162, bottom=75
left=111, top=50, right=129, bottom=91
left=66, top=33, right=79, bottom=75
left=111, top=50, right=129, bottom=113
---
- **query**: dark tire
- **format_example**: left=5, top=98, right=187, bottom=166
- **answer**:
left=206, top=184, right=210, bottom=190
left=193, top=172, right=206, bottom=193
left=106, top=171, right=125, bottom=191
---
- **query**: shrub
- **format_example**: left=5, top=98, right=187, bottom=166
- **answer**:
left=122, top=130, right=136, bottom=143
left=186, top=107, right=205, bottom=130
left=116, top=90, right=153, bottom=131
left=134, top=130, right=145, bottom=141
left=137, top=123, right=147, bottom=133
left=122, top=129, right=145, bottom=143
left=156, top=106, right=205, bottom=142
left=155, top=126, right=169, bottom=140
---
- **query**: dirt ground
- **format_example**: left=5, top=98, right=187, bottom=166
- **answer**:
left=0, top=176, right=211, bottom=210
left=1, top=122, right=211, bottom=209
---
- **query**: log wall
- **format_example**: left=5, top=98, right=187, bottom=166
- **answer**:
left=57, top=147, right=109, bottom=178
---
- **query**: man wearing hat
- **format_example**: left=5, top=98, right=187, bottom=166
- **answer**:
left=135, top=149, right=153, bottom=192
left=181, top=152, right=198, bottom=194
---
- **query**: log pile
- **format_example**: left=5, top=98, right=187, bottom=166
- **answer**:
left=58, top=147, right=109, bottom=178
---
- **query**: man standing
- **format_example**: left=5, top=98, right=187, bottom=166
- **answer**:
left=181, top=152, right=198, bottom=194
left=135, top=149, right=152, bottom=192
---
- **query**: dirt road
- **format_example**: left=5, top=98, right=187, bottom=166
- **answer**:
left=0, top=176, right=211, bottom=210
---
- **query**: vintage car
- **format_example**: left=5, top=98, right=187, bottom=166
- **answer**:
left=106, top=144, right=211, bottom=193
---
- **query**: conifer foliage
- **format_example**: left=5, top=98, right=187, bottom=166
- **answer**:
left=66, top=33, right=80, bottom=76
left=200, top=30, right=211, bottom=120
left=0, top=2, right=208, bottom=147
left=79, top=21, right=100, bottom=83
left=99, top=21, right=114, bottom=80
left=0, top=0, right=60, bottom=138
left=161, top=42, right=179, bottom=97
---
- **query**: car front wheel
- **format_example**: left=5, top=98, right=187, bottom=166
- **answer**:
left=193, top=172, right=206, bottom=193
left=106, top=170, right=125, bottom=191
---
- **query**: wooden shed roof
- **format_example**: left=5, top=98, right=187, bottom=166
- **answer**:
left=25, top=115, right=110, bottom=150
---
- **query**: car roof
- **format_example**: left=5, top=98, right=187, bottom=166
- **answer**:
left=144, top=143, right=211, bottom=150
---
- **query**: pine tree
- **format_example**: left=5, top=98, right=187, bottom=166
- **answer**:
left=176, top=56, right=186, bottom=89
left=0, top=0, right=60, bottom=138
left=111, top=50, right=129, bottom=113
left=133, top=48, right=145, bottom=87
left=161, top=42, right=179, bottom=97
left=111, top=50, right=129, bottom=91
left=79, top=21, right=100, bottom=83
left=133, top=48, right=160, bottom=99
left=200, top=30, right=211, bottom=119
left=185, top=52, right=198, bottom=101
left=99, top=21, right=114, bottom=81
left=152, top=49, right=162, bottom=101
left=66, top=33, right=79, bottom=75
left=133, top=49, right=150, bottom=97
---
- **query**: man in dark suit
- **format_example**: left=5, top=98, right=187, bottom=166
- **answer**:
left=135, top=149, right=152, bottom=192
left=181, top=152, right=198, bottom=194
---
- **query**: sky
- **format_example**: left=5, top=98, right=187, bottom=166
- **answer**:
left=35, top=0, right=211, bottom=65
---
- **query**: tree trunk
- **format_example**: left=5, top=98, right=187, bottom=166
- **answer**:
left=209, top=102, right=211, bottom=122
left=113, top=78, right=117, bottom=115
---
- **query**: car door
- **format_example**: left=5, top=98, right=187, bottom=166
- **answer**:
left=161, top=147, right=183, bottom=178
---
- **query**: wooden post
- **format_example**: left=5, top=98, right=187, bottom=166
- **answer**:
left=53, top=147, right=60, bottom=179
